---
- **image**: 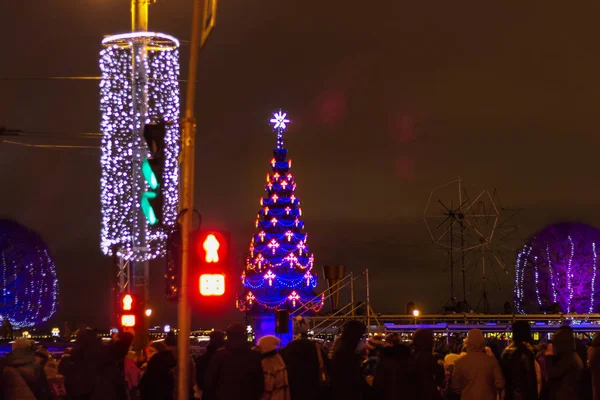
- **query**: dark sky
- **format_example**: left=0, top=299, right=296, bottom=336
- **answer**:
left=2, top=1, right=600, bottom=329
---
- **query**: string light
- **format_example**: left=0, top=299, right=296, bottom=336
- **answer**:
left=534, top=255, right=542, bottom=308
left=237, top=111, right=321, bottom=313
left=567, top=235, right=574, bottom=313
left=515, top=247, right=523, bottom=312
left=546, top=245, right=557, bottom=304
left=0, top=220, right=58, bottom=328
left=591, top=243, right=597, bottom=314
left=99, top=33, right=180, bottom=261
left=516, top=223, right=600, bottom=314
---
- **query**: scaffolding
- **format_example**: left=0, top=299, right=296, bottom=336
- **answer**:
left=292, top=269, right=381, bottom=335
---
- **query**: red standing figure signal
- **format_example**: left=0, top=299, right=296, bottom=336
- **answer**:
left=192, top=231, right=230, bottom=297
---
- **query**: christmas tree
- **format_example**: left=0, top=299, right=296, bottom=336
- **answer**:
left=237, top=111, right=323, bottom=316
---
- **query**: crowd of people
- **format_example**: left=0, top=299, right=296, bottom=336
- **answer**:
left=2, top=318, right=600, bottom=400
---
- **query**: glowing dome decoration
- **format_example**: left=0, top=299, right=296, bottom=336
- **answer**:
left=99, top=32, right=180, bottom=261
left=514, top=222, right=600, bottom=314
left=0, top=220, right=59, bottom=328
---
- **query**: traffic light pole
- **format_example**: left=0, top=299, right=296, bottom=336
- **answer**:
left=177, top=1, right=207, bottom=399
left=130, top=0, right=151, bottom=353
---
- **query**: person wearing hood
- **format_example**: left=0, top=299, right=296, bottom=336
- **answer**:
left=1, top=338, right=51, bottom=400
left=281, top=316, right=331, bottom=400
left=372, top=335, right=416, bottom=400
left=411, top=328, right=445, bottom=400
left=331, top=320, right=368, bottom=400
left=546, top=326, right=583, bottom=400
left=195, top=330, right=225, bottom=400
left=204, top=322, right=264, bottom=400
left=138, top=341, right=177, bottom=400
left=501, top=321, right=538, bottom=400
left=451, top=329, right=504, bottom=400
left=257, top=335, right=290, bottom=400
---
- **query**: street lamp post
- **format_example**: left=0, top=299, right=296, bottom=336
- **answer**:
left=177, top=1, right=216, bottom=400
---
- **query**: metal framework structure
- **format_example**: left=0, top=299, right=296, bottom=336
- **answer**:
left=296, top=270, right=381, bottom=334
left=424, top=179, right=519, bottom=313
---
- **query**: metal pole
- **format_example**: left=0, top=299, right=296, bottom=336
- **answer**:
left=366, top=269, right=371, bottom=328
left=132, top=0, right=150, bottom=32
left=177, top=0, right=205, bottom=399
left=350, top=272, right=355, bottom=318
left=130, top=0, right=150, bottom=352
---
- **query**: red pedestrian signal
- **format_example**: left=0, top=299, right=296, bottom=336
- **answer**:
left=203, top=234, right=221, bottom=263
left=122, top=294, right=133, bottom=311
left=200, top=274, right=225, bottom=296
left=119, top=293, right=136, bottom=328
left=191, top=230, right=230, bottom=297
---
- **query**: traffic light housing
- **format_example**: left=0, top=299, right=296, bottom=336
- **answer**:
left=119, top=293, right=137, bottom=328
left=166, top=224, right=182, bottom=301
left=141, top=122, right=166, bottom=226
left=191, top=230, right=230, bottom=297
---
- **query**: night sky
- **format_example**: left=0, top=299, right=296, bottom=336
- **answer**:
left=2, top=1, right=600, bottom=329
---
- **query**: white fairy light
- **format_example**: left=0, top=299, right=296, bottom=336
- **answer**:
left=99, top=33, right=180, bottom=261
left=567, top=235, right=575, bottom=313
left=591, top=242, right=597, bottom=314
left=534, top=255, right=542, bottom=308
left=546, top=245, right=557, bottom=304
left=515, top=247, right=523, bottom=312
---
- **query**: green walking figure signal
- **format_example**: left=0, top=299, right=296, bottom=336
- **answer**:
left=141, top=122, right=166, bottom=226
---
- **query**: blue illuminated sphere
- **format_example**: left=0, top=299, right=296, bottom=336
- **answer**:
left=515, top=222, right=600, bottom=314
left=0, top=220, right=59, bottom=327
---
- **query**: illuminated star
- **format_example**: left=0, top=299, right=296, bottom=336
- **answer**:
left=270, top=111, right=290, bottom=130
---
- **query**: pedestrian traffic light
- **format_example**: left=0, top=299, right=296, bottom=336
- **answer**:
left=166, top=223, right=182, bottom=301
left=119, top=293, right=136, bottom=328
left=141, top=122, right=166, bottom=226
left=191, top=230, right=230, bottom=297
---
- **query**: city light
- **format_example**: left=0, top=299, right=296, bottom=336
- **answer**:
left=145, top=309, right=152, bottom=317
left=412, top=309, right=420, bottom=318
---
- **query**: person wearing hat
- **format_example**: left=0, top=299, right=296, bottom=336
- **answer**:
left=451, top=329, right=504, bottom=400
left=257, top=335, right=290, bottom=400
left=501, top=321, right=538, bottom=400
left=2, top=337, right=49, bottom=399
left=281, top=315, right=331, bottom=400
left=139, top=341, right=177, bottom=400
left=204, top=322, right=264, bottom=400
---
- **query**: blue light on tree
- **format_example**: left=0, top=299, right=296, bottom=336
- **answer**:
left=237, top=111, right=323, bottom=314
left=0, top=220, right=58, bottom=328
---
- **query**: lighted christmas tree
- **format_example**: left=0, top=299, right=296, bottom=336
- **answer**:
left=237, top=111, right=323, bottom=317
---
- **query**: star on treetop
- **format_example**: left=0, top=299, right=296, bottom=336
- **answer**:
left=270, top=111, right=290, bottom=130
